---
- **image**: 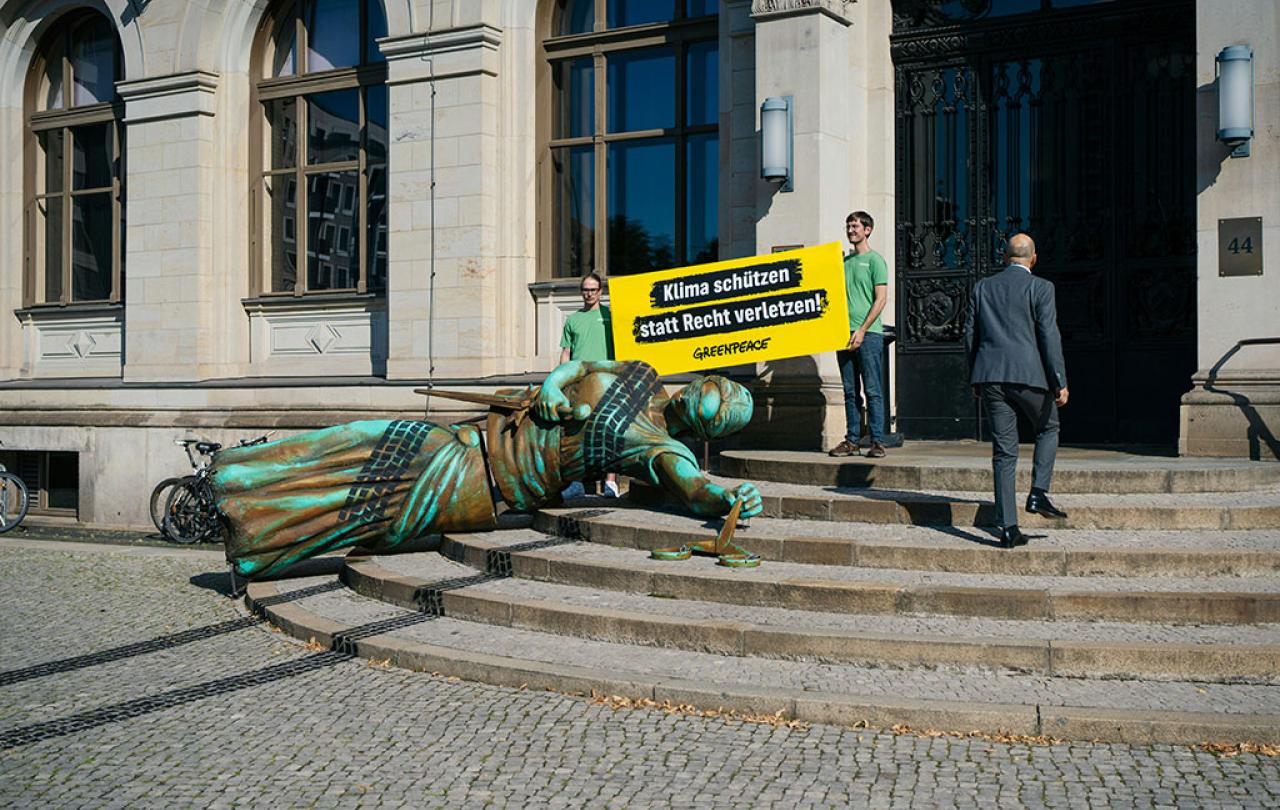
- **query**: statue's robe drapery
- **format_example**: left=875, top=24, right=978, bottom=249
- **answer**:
left=211, top=420, right=495, bottom=578
left=211, top=361, right=698, bottom=579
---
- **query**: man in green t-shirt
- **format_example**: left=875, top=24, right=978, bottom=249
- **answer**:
left=559, top=272, right=619, bottom=496
left=829, top=211, right=890, bottom=458
left=560, top=272, right=614, bottom=363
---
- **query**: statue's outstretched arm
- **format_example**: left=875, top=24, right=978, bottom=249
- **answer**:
left=535, top=360, right=629, bottom=421
left=652, top=452, right=763, bottom=519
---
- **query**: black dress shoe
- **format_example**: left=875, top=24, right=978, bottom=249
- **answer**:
left=997, top=525, right=1028, bottom=549
left=1025, top=490, right=1068, bottom=520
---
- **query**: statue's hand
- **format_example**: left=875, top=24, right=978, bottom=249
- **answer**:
left=728, top=483, right=763, bottom=519
left=535, top=387, right=590, bottom=422
left=535, top=386, right=571, bottom=421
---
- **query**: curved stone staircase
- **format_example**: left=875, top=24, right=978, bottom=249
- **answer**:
left=245, top=445, right=1280, bottom=745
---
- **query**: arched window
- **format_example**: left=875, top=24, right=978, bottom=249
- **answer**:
left=253, top=0, right=388, bottom=296
left=544, top=0, right=718, bottom=278
left=24, top=11, right=123, bottom=306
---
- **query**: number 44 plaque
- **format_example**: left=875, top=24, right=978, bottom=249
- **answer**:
left=1219, top=217, right=1263, bottom=277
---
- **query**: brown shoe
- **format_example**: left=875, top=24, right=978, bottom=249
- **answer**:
left=827, top=440, right=860, bottom=457
left=865, top=443, right=887, bottom=459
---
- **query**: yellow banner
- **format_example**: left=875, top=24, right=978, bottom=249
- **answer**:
left=608, top=242, right=849, bottom=375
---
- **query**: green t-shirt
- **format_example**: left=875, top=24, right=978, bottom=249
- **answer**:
left=844, top=249, right=888, bottom=333
left=560, top=304, right=614, bottom=361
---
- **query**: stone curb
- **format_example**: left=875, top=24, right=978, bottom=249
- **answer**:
left=531, top=510, right=1280, bottom=578
left=719, top=453, right=1280, bottom=494
left=343, top=556, right=1280, bottom=683
left=625, top=484, right=1280, bottom=531
left=244, top=579, right=1280, bottom=746
left=445, top=530, right=1280, bottom=626
left=340, top=552, right=1280, bottom=680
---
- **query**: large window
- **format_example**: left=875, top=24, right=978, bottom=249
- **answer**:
left=24, top=12, right=123, bottom=307
left=545, top=0, right=718, bottom=278
left=253, top=0, right=389, bottom=296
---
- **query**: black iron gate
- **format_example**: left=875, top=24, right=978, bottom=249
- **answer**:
left=891, top=0, right=1196, bottom=444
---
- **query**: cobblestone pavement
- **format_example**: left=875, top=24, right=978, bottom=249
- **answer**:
left=2, top=540, right=1279, bottom=809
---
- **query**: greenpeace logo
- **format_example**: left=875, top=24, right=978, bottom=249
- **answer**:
left=692, top=338, right=772, bottom=361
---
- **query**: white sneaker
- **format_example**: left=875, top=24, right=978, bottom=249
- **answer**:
left=603, top=480, right=621, bottom=498
left=560, top=480, right=585, bottom=499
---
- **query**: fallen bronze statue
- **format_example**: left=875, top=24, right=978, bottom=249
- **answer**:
left=210, top=360, right=762, bottom=580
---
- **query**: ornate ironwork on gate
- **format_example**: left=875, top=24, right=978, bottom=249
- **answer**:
left=891, top=0, right=1196, bottom=443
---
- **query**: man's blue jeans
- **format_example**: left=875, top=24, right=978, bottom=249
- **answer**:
left=837, top=331, right=885, bottom=445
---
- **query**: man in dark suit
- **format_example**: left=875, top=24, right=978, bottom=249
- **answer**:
left=964, top=233, right=1069, bottom=548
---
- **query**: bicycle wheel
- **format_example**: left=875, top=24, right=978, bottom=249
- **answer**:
left=150, top=476, right=191, bottom=535
left=163, top=481, right=215, bottom=544
left=0, top=471, right=30, bottom=533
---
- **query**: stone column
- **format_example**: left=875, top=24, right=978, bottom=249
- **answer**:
left=1181, top=2, right=1280, bottom=460
left=749, top=0, right=857, bottom=450
left=381, top=21, right=533, bottom=380
left=117, top=71, right=220, bottom=382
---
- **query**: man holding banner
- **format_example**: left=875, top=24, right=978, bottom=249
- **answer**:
left=829, top=211, right=890, bottom=459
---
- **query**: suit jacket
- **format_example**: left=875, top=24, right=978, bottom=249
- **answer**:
left=963, top=265, right=1067, bottom=391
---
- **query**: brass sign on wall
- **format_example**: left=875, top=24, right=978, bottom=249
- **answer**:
left=1219, top=217, right=1263, bottom=277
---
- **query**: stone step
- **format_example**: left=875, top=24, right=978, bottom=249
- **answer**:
left=720, top=446, right=1280, bottom=494
left=626, top=478, right=1280, bottom=530
left=534, top=507, right=1280, bottom=577
left=343, top=550, right=1280, bottom=684
left=247, top=572, right=1280, bottom=745
left=437, top=529, right=1280, bottom=625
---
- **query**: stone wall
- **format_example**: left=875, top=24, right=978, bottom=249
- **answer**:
left=1181, top=0, right=1280, bottom=460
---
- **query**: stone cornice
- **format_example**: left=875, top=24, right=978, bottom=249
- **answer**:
left=379, top=25, right=503, bottom=83
left=751, top=0, right=855, bottom=25
left=117, top=70, right=219, bottom=122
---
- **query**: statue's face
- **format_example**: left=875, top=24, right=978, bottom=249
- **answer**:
left=674, top=377, right=753, bottom=440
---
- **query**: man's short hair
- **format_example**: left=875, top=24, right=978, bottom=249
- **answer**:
left=846, top=211, right=874, bottom=230
left=581, top=272, right=603, bottom=290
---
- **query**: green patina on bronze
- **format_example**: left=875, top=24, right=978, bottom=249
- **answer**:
left=211, top=360, right=762, bottom=580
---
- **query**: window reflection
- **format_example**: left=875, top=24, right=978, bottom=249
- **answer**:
left=555, top=57, right=594, bottom=139
left=548, top=4, right=718, bottom=278
left=71, top=17, right=115, bottom=105
left=28, top=11, right=122, bottom=306
left=305, top=0, right=360, bottom=71
left=307, top=89, right=360, bottom=165
left=39, top=131, right=64, bottom=195
left=365, top=0, right=387, bottom=63
left=307, top=171, right=360, bottom=290
left=261, top=0, right=389, bottom=295
left=273, top=16, right=297, bottom=76
left=42, top=42, right=65, bottom=110
left=607, top=47, right=675, bottom=132
left=685, top=41, right=717, bottom=126
left=72, top=124, right=112, bottom=190
left=71, top=193, right=112, bottom=301
left=554, top=146, right=595, bottom=276
left=686, top=134, right=718, bottom=263
left=267, top=97, right=298, bottom=170
left=268, top=175, right=296, bottom=291
left=608, top=139, right=676, bottom=274
left=559, top=0, right=594, bottom=35
left=39, top=198, right=64, bottom=301
left=609, top=0, right=676, bottom=28
left=366, top=85, right=389, bottom=164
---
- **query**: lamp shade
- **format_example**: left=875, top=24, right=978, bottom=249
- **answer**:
left=1217, top=44, right=1253, bottom=143
left=760, top=96, right=791, bottom=182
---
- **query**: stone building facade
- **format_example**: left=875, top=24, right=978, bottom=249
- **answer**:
left=0, top=0, right=1274, bottom=529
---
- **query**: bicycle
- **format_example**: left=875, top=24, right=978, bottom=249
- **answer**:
left=0, top=459, right=31, bottom=534
left=155, top=436, right=269, bottom=544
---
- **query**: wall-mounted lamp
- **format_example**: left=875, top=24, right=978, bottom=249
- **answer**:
left=1216, top=44, right=1254, bottom=158
left=760, top=96, right=793, bottom=192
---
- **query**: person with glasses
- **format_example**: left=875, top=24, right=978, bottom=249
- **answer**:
left=559, top=272, right=620, bottom=497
